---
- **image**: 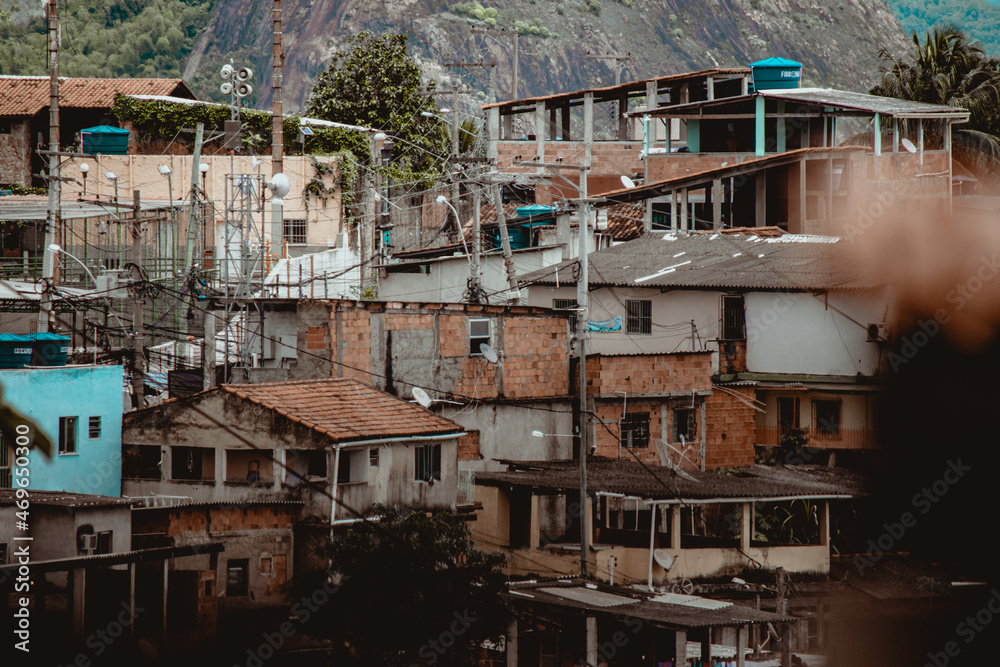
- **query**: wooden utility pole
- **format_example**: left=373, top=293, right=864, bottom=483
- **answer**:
left=585, top=51, right=632, bottom=86
left=38, top=0, right=60, bottom=332
left=131, top=191, right=145, bottom=408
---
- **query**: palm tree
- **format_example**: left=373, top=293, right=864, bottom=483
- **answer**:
left=870, top=26, right=1000, bottom=184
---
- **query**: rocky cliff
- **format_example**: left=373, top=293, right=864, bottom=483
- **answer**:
left=186, top=0, right=910, bottom=113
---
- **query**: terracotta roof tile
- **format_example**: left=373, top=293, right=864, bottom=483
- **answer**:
left=219, top=378, right=464, bottom=442
left=0, top=77, right=193, bottom=117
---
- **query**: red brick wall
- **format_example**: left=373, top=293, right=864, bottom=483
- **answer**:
left=593, top=401, right=663, bottom=464
left=704, top=389, right=756, bottom=469
left=458, top=431, right=482, bottom=461
left=584, top=352, right=713, bottom=396
left=337, top=308, right=372, bottom=384
left=501, top=316, right=570, bottom=399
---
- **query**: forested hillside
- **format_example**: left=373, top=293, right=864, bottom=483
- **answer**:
left=889, top=0, right=1000, bottom=55
left=0, top=0, right=213, bottom=79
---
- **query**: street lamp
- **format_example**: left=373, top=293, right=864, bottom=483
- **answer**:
left=421, top=110, right=479, bottom=140
left=79, top=163, right=89, bottom=196
left=199, top=162, right=209, bottom=191
left=434, top=195, right=472, bottom=264
left=48, top=244, right=97, bottom=287
left=158, top=165, right=176, bottom=276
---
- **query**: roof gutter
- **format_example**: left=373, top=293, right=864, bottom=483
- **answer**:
left=332, top=431, right=465, bottom=447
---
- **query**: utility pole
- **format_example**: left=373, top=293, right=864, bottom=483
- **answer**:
left=38, top=0, right=59, bottom=332
left=512, top=33, right=519, bottom=100
left=585, top=51, right=632, bottom=87
left=272, top=0, right=283, bottom=176
left=183, top=123, right=205, bottom=276
left=577, top=164, right=591, bottom=579
left=452, top=89, right=460, bottom=217
left=131, top=191, right=145, bottom=409
left=471, top=190, right=481, bottom=298
left=490, top=183, right=518, bottom=296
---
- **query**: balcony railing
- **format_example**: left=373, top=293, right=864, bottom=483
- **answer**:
left=757, top=425, right=876, bottom=449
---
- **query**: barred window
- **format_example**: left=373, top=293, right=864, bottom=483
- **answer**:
left=282, top=218, right=307, bottom=245
left=621, top=413, right=650, bottom=448
left=626, top=300, right=652, bottom=335
left=721, top=295, right=746, bottom=340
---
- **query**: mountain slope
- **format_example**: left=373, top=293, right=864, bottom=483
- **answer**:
left=188, top=0, right=911, bottom=113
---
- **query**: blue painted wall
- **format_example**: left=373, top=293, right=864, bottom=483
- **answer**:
left=0, top=365, right=124, bottom=496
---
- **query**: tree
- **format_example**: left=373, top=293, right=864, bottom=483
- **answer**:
left=305, top=32, right=451, bottom=180
left=870, top=26, right=1000, bottom=183
left=294, top=504, right=510, bottom=666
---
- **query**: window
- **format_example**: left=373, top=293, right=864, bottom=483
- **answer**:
left=94, top=531, right=113, bottom=555
left=626, top=300, right=652, bottom=335
left=260, top=554, right=273, bottom=574
left=88, top=416, right=102, bottom=439
left=226, top=559, right=249, bottom=596
left=173, top=446, right=216, bottom=481
left=59, top=416, right=78, bottom=454
left=0, top=119, right=11, bottom=134
left=553, top=299, right=578, bottom=310
left=204, top=580, right=213, bottom=596
left=282, top=218, right=307, bottom=245
left=672, top=408, right=696, bottom=443
left=123, top=444, right=162, bottom=479
left=369, top=448, right=380, bottom=467
left=777, top=397, right=800, bottom=434
left=814, top=399, right=841, bottom=436
left=337, top=450, right=353, bottom=483
left=469, top=318, right=491, bottom=356
left=721, top=295, right=746, bottom=340
left=415, top=444, right=442, bottom=482
left=620, top=413, right=650, bottom=448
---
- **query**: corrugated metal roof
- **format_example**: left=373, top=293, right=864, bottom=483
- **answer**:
left=519, top=231, right=877, bottom=291
left=507, top=579, right=795, bottom=628
left=219, top=378, right=466, bottom=442
left=479, top=460, right=866, bottom=500
left=0, top=195, right=186, bottom=221
left=0, top=488, right=136, bottom=508
left=0, top=77, right=193, bottom=116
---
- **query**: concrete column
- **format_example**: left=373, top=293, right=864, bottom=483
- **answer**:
left=741, top=501, right=752, bottom=551
left=487, top=107, right=500, bottom=159
left=583, top=93, right=594, bottom=171
left=702, top=630, right=713, bottom=664
left=549, top=105, right=557, bottom=141
left=674, top=629, right=688, bottom=666
left=707, top=76, right=715, bottom=101
left=782, top=623, right=793, bottom=667
left=507, top=618, right=518, bottom=667
left=819, top=500, right=830, bottom=547
left=535, top=102, right=546, bottom=174
left=680, top=189, right=689, bottom=230
left=645, top=199, right=653, bottom=232
left=799, top=157, right=808, bottom=226
left=737, top=625, right=748, bottom=667
left=776, top=100, right=786, bottom=153
left=529, top=494, right=541, bottom=549
left=618, top=93, right=629, bottom=140
left=129, top=562, right=136, bottom=640
left=873, top=113, right=881, bottom=156
left=755, top=173, right=767, bottom=227
left=671, top=506, right=682, bottom=550
left=586, top=616, right=598, bottom=667
left=503, top=112, right=513, bottom=140
left=712, top=179, right=723, bottom=230
left=70, top=567, right=86, bottom=645
left=755, top=95, right=766, bottom=156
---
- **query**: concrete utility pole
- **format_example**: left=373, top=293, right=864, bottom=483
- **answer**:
left=183, top=123, right=205, bottom=276
left=471, top=190, right=481, bottom=295
left=131, top=191, right=145, bottom=409
left=512, top=33, right=519, bottom=100
left=577, top=165, right=590, bottom=579
left=584, top=51, right=632, bottom=87
left=490, top=183, right=518, bottom=296
left=38, top=0, right=59, bottom=332
left=272, top=0, right=283, bottom=176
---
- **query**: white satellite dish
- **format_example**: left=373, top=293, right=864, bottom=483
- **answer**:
left=480, top=343, right=499, bottom=363
left=653, top=549, right=674, bottom=571
left=901, top=138, right=917, bottom=154
left=411, top=387, right=432, bottom=408
left=620, top=175, right=636, bottom=189
left=267, top=173, right=290, bottom=199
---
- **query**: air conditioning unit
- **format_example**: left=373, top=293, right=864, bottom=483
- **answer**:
left=79, top=533, right=98, bottom=552
left=867, top=322, right=887, bottom=342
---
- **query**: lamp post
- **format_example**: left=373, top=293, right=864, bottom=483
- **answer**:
left=80, top=163, right=89, bottom=196
left=48, top=243, right=97, bottom=287
left=158, top=165, right=175, bottom=277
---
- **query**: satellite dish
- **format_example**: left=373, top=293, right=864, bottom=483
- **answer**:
left=620, top=175, right=636, bottom=189
left=479, top=343, right=499, bottom=363
left=901, top=138, right=917, bottom=154
left=411, top=387, right=432, bottom=408
left=653, top=549, right=674, bottom=571
left=267, top=173, right=290, bottom=199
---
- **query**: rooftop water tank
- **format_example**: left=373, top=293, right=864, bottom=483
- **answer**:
left=28, top=332, right=70, bottom=366
left=0, top=334, right=32, bottom=369
left=80, top=125, right=130, bottom=155
left=750, top=57, right=802, bottom=91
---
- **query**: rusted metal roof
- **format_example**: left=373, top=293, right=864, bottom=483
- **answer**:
left=479, top=459, right=866, bottom=501
left=0, top=76, right=193, bottom=117
left=220, top=378, right=466, bottom=443
left=519, top=230, right=878, bottom=291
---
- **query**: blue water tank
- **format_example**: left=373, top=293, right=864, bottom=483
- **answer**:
left=750, top=57, right=802, bottom=91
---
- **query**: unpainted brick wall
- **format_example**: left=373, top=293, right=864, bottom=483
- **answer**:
left=704, top=389, right=756, bottom=469
left=458, top=430, right=482, bottom=461
left=593, top=401, right=663, bottom=464
left=584, top=352, right=713, bottom=396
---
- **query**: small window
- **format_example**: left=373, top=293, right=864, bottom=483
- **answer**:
left=204, top=580, right=213, bottom=596
left=226, top=559, right=249, bottom=596
left=626, top=300, right=652, bottom=335
left=814, top=399, right=841, bottom=436
left=0, top=119, right=11, bottom=134
left=415, top=444, right=442, bottom=482
left=337, top=450, right=353, bottom=483
left=721, top=295, right=746, bottom=340
left=260, top=554, right=273, bottom=574
left=88, top=416, right=102, bottom=439
left=95, top=531, right=113, bottom=555
left=59, top=416, right=78, bottom=454
left=777, top=397, right=800, bottom=434
left=306, top=451, right=326, bottom=478
left=672, top=408, right=696, bottom=443
left=370, top=448, right=380, bottom=467
left=469, top=318, right=491, bottom=356
left=553, top=299, right=578, bottom=310
left=282, top=218, right=307, bottom=245
left=621, top=413, right=650, bottom=448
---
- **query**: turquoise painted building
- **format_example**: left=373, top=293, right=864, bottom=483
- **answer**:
left=0, top=365, right=124, bottom=497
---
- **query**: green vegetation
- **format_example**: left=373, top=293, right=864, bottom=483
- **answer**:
left=0, top=0, right=213, bottom=78
left=293, top=505, right=509, bottom=666
left=890, top=0, right=1000, bottom=58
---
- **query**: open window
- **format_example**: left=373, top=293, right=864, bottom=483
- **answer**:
left=171, top=446, right=216, bottom=482
left=814, top=399, right=841, bottom=436
left=415, top=444, right=442, bottom=482
left=124, top=444, right=162, bottom=480
left=620, top=413, right=650, bottom=449
left=59, top=416, right=78, bottom=454
left=285, top=450, right=326, bottom=486
left=226, top=559, right=249, bottom=597
left=672, top=408, right=696, bottom=443
left=224, top=450, right=272, bottom=485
